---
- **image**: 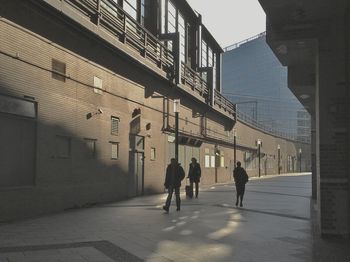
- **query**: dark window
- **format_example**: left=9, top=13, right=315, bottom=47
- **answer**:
left=84, top=138, right=96, bottom=159
left=111, top=116, right=120, bottom=135
left=52, top=59, right=66, bottom=82
left=56, top=135, right=71, bottom=158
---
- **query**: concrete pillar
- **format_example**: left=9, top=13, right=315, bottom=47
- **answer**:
left=311, top=116, right=317, bottom=200
left=316, top=16, right=349, bottom=237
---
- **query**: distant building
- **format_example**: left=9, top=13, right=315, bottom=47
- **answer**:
left=222, top=32, right=311, bottom=142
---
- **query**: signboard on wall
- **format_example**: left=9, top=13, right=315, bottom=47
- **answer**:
left=0, top=94, right=36, bottom=118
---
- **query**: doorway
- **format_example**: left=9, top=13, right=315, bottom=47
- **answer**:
left=129, top=135, right=145, bottom=196
left=133, top=151, right=144, bottom=195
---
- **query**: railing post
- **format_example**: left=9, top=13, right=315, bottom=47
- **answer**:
left=95, top=0, right=101, bottom=26
left=183, top=63, right=186, bottom=85
left=143, top=32, right=147, bottom=58
left=123, top=14, right=127, bottom=43
left=159, top=45, right=163, bottom=69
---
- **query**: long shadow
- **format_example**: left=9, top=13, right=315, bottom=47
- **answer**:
left=0, top=80, right=134, bottom=222
left=214, top=204, right=310, bottom=221
left=201, top=189, right=310, bottom=198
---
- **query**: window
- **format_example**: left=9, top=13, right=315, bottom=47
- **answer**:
left=201, top=40, right=207, bottom=67
left=167, top=1, right=176, bottom=33
left=204, top=148, right=210, bottom=168
left=201, top=40, right=208, bottom=82
left=187, top=23, right=193, bottom=66
left=210, top=150, right=215, bottom=168
left=110, top=142, right=119, bottom=159
left=178, top=13, right=186, bottom=63
left=93, top=76, right=103, bottom=94
left=161, top=0, right=166, bottom=34
left=140, top=0, right=145, bottom=23
left=244, top=151, right=256, bottom=170
left=151, top=147, right=156, bottom=160
left=56, top=135, right=71, bottom=158
left=220, top=152, right=225, bottom=167
left=208, top=47, right=213, bottom=67
left=84, top=138, right=96, bottom=159
left=167, top=1, right=176, bottom=51
left=212, top=53, right=217, bottom=89
left=123, top=0, right=137, bottom=20
left=111, top=116, right=120, bottom=135
left=52, top=59, right=66, bottom=82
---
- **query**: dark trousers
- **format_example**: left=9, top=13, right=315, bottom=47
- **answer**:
left=235, top=184, right=246, bottom=204
left=190, top=181, right=199, bottom=197
left=165, top=186, right=180, bottom=209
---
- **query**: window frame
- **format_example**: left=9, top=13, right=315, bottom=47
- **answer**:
left=84, top=138, right=97, bottom=159
left=55, top=135, right=71, bottom=159
left=111, top=116, right=120, bottom=136
left=110, top=141, right=119, bottom=160
left=150, top=147, right=156, bottom=161
left=52, top=59, right=66, bottom=82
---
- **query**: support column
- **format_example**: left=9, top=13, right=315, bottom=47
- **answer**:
left=317, top=17, right=349, bottom=237
left=311, top=115, right=317, bottom=200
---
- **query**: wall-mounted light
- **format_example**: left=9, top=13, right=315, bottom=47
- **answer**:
left=300, top=94, right=309, bottom=99
left=257, top=139, right=262, bottom=177
left=86, top=108, right=103, bottom=119
left=174, top=99, right=180, bottom=161
left=173, top=99, right=180, bottom=113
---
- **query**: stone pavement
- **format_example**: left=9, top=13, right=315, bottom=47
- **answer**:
left=0, top=173, right=349, bottom=262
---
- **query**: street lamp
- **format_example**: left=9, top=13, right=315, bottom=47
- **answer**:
left=257, top=139, right=262, bottom=177
left=299, top=148, right=302, bottom=173
left=277, top=144, right=280, bottom=174
left=233, top=129, right=237, bottom=168
left=173, top=99, right=180, bottom=162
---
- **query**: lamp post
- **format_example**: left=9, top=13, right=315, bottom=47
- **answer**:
left=215, top=145, right=219, bottom=183
left=277, top=144, right=280, bottom=175
left=257, top=139, right=261, bottom=177
left=299, top=148, right=302, bottom=173
left=174, top=99, right=180, bottom=162
left=233, top=129, right=237, bottom=168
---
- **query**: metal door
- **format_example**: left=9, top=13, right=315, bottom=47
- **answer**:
left=134, top=151, right=144, bottom=195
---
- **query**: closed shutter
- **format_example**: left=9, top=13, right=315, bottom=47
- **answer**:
left=0, top=114, right=36, bottom=187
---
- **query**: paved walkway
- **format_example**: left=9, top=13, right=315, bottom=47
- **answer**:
left=0, top=173, right=349, bottom=262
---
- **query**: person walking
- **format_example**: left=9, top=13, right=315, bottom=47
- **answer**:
left=188, top=157, right=201, bottom=198
left=163, top=158, right=185, bottom=213
left=233, top=161, right=249, bottom=207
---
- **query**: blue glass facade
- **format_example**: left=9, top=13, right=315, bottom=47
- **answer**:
left=223, top=34, right=310, bottom=140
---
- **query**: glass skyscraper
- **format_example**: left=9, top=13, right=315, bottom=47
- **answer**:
left=222, top=33, right=310, bottom=142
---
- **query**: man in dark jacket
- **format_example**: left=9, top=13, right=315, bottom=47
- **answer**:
left=163, top=158, right=185, bottom=213
left=188, top=157, right=201, bottom=198
left=233, top=161, right=249, bottom=207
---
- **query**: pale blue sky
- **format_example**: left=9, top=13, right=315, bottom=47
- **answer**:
left=186, top=0, right=266, bottom=48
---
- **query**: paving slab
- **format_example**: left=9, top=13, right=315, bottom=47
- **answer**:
left=0, top=173, right=349, bottom=261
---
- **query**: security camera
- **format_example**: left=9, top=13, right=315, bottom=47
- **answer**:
left=98, top=108, right=103, bottom=114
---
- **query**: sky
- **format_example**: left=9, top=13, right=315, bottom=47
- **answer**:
left=186, top=0, right=266, bottom=48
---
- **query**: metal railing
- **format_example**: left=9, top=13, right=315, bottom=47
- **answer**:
left=237, top=109, right=310, bottom=143
left=214, top=89, right=236, bottom=117
left=65, top=0, right=174, bottom=73
left=50, top=0, right=237, bottom=118
left=223, top=31, right=267, bottom=52
left=181, top=62, right=209, bottom=98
